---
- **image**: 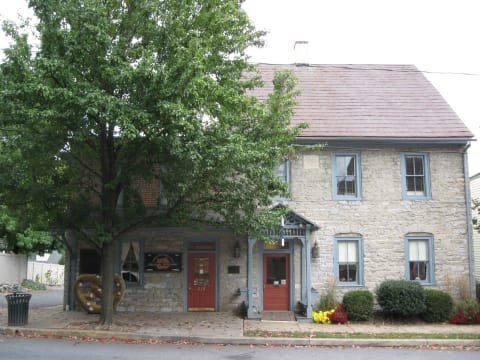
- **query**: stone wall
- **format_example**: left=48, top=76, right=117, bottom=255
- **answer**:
left=111, top=228, right=247, bottom=313
left=290, top=145, right=470, bottom=302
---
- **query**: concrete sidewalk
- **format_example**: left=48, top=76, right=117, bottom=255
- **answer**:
left=1, top=305, right=480, bottom=348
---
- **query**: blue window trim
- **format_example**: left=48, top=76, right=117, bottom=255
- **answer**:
left=333, top=236, right=364, bottom=287
left=404, top=235, right=435, bottom=285
left=116, top=238, right=145, bottom=288
left=400, top=152, right=431, bottom=200
left=272, top=161, right=291, bottom=202
left=331, top=152, right=362, bottom=200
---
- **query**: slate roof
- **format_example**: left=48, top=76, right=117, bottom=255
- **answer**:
left=251, top=64, right=474, bottom=141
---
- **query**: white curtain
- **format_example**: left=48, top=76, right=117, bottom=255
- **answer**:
left=121, top=241, right=140, bottom=267
left=409, top=240, right=427, bottom=261
left=339, top=241, right=358, bottom=263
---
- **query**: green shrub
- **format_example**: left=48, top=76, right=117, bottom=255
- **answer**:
left=376, top=279, right=426, bottom=318
left=21, top=279, right=46, bottom=291
left=421, top=289, right=453, bottom=323
left=343, top=289, right=374, bottom=321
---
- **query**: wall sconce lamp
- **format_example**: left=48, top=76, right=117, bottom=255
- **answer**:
left=233, top=241, right=241, bottom=258
left=311, top=241, right=319, bottom=258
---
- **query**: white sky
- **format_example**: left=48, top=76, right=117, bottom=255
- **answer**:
left=1, top=0, right=479, bottom=175
left=242, top=0, right=480, bottom=176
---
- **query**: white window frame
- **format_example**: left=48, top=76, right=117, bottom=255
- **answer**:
left=405, top=235, right=435, bottom=285
left=332, top=153, right=361, bottom=200
left=117, top=238, right=144, bottom=287
left=334, top=236, right=364, bottom=287
left=272, top=161, right=291, bottom=201
left=401, top=152, right=431, bottom=200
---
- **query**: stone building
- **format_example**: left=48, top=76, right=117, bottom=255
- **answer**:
left=65, top=64, right=475, bottom=320
left=471, top=172, right=480, bottom=282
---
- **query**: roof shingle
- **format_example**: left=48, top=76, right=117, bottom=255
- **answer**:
left=251, top=64, right=474, bottom=140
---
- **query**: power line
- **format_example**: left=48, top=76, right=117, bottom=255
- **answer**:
left=324, top=64, right=480, bottom=77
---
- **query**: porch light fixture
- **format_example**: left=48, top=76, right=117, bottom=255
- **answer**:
left=233, top=241, right=241, bottom=258
left=311, top=241, right=319, bottom=258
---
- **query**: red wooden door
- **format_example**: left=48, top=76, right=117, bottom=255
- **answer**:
left=188, top=253, right=216, bottom=311
left=263, top=254, right=289, bottom=311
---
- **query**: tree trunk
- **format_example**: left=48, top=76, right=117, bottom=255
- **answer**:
left=99, top=239, right=115, bottom=327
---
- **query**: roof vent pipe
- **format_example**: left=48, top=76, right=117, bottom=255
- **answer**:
left=294, top=40, right=309, bottom=66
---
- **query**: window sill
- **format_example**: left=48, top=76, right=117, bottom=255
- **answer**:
left=402, top=196, right=432, bottom=201
left=337, top=283, right=364, bottom=288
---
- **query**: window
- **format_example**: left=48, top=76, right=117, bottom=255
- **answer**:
left=334, top=237, right=363, bottom=286
left=332, top=153, right=361, bottom=200
left=272, top=161, right=290, bottom=201
left=118, top=239, right=144, bottom=287
left=401, top=153, right=431, bottom=200
left=405, top=235, right=434, bottom=284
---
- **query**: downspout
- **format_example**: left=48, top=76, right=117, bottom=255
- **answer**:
left=462, top=143, right=475, bottom=298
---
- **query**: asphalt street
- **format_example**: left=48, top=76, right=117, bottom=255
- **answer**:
left=0, top=337, right=479, bottom=360
left=0, top=288, right=63, bottom=309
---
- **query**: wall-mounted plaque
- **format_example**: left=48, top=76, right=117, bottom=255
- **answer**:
left=145, top=252, right=182, bottom=272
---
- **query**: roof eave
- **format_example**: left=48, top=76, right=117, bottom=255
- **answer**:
left=295, top=136, right=475, bottom=146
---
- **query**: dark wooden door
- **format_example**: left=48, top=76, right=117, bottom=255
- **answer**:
left=187, top=253, right=216, bottom=311
left=263, top=254, right=289, bottom=311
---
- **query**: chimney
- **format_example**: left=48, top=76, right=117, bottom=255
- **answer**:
left=294, top=40, right=309, bottom=66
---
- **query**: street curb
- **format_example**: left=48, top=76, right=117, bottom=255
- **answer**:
left=1, top=326, right=480, bottom=348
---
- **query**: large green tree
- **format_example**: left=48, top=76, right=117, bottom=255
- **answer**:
left=0, top=0, right=305, bottom=326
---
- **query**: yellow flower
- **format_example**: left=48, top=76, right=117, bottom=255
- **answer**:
left=312, top=309, right=336, bottom=324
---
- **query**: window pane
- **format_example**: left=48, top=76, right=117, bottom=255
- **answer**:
left=404, top=155, right=427, bottom=197
left=266, top=257, right=287, bottom=284
left=339, top=264, right=348, bottom=282
left=335, top=155, right=357, bottom=197
left=274, top=162, right=287, bottom=182
left=406, top=176, right=415, bottom=192
left=414, top=156, right=424, bottom=174
left=346, top=157, right=355, bottom=176
left=409, top=240, right=428, bottom=261
left=347, top=264, right=357, bottom=282
left=338, top=240, right=358, bottom=283
left=338, top=242, right=347, bottom=262
left=339, top=264, right=357, bottom=282
left=406, top=175, right=425, bottom=195
left=339, top=241, right=358, bottom=262
left=406, top=157, right=414, bottom=175
left=409, top=261, right=427, bottom=281
left=193, top=257, right=210, bottom=286
left=415, top=177, right=424, bottom=193
left=337, top=178, right=356, bottom=196
left=346, top=179, right=356, bottom=195
left=347, top=241, right=358, bottom=262
left=121, top=242, right=140, bottom=283
left=336, top=156, right=354, bottom=176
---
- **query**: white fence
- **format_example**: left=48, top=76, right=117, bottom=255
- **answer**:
left=27, top=261, right=64, bottom=286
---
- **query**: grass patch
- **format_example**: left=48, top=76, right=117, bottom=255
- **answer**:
left=243, top=330, right=480, bottom=340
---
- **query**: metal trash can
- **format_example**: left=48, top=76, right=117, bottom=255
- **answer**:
left=5, top=293, right=32, bottom=326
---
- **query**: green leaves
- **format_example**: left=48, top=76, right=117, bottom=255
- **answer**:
left=0, top=0, right=304, bottom=249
